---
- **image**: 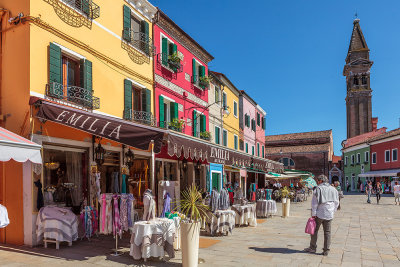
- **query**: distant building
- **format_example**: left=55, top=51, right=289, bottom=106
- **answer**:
left=265, top=130, right=333, bottom=178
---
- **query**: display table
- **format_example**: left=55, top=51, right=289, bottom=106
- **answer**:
left=130, top=218, right=176, bottom=261
left=36, top=206, right=78, bottom=249
left=205, top=210, right=236, bottom=236
left=231, top=203, right=257, bottom=227
left=256, top=200, right=277, bottom=217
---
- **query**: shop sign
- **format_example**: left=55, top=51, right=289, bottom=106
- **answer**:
left=210, top=147, right=229, bottom=164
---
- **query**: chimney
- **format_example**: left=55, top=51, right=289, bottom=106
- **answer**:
left=372, top=117, right=378, bottom=131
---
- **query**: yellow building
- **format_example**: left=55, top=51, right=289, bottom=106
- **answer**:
left=0, top=0, right=158, bottom=245
left=210, top=72, right=240, bottom=150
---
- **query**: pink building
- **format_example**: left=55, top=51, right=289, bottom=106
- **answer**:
left=153, top=10, right=213, bottom=137
left=239, top=91, right=256, bottom=155
left=255, top=105, right=266, bottom=158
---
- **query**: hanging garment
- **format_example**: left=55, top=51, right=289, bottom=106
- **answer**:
left=227, top=186, right=234, bottom=205
left=0, top=204, right=10, bottom=228
left=143, top=190, right=155, bottom=221
left=161, top=192, right=171, bottom=217
left=120, top=194, right=129, bottom=232
left=219, top=188, right=230, bottom=210
left=265, top=189, right=272, bottom=200
left=211, top=189, right=220, bottom=213
left=43, top=191, right=54, bottom=206
left=121, top=174, right=127, bottom=194
left=127, top=193, right=135, bottom=228
left=113, top=194, right=122, bottom=238
left=80, top=206, right=98, bottom=238
left=158, top=181, right=177, bottom=216
left=34, top=180, right=44, bottom=211
left=99, top=194, right=113, bottom=234
left=112, top=172, right=120, bottom=193
left=95, top=173, right=101, bottom=200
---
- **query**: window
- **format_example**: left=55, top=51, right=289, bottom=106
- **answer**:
left=252, top=146, right=255, bottom=156
left=234, top=135, right=238, bottom=150
left=239, top=139, right=244, bottom=151
left=192, top=110, right=205, bottom=137
left=257, top=113, right=260, bottom=126
left=279, top=157, right=295, bottom=167
left=353, top=77, right=359, bottom=85
left=223, top=129, right=227, bottom=147
left=356, top=153, right=361, bottom=164
left=160, top=36, right=181, bottom=71
left=261, top=117, right=265, bottom=130
left=393, top=149, right=398, bottom=161
left=262, top=146, right=265, bottom=158
left=192, top=59, right=207, bottom=88
left=233, top=101, right=238, bottom=117
left=215, top=86, right=220, bottom=104
left=361, top=76, right=367, bottom=85
left=351, top=155, right=355, bottom=165
left=214, top=126, right=220, bottom=145
left=372, top=152, right=377, bottom=164
left=251, top=119, right=256, bottom=132
left=364, top=151, right=369, bottom=163
left=123, top=5, right=150, bottom=55
left=64, top=0, right=93, bottom=17
left=257, top=143, right=260, bottom=156
left=246, top=143, right=248, bottom=153
left=385, top=150, right=390, bottom=162
left=124, top=79, right=151, bottom=122
left=344, top=156, right=348, bottom=166
left=222, top=92, right=227, bottom=110
left=245, top=114, right=250, bottom=128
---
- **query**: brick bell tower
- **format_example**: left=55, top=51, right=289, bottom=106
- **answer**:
left=343, top=18, right=373, bottom=138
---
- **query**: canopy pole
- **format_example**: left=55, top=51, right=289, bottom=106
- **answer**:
left=150, top=140, right=155, bottom=192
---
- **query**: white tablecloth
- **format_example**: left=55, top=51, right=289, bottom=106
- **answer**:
left=130, top=218, right=176, bottom=260
left=36, top=206, right=78, bottom=243
left=256, top=200, right=277, bottom=217
left=206, top=210, right=236, bottom=236
left=231, top=203, right=257, bottom=227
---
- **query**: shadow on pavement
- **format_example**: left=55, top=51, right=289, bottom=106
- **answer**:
left=248, top=247, right=306, bottom=254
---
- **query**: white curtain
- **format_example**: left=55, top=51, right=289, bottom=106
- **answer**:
left=66, top=151, right=82, bottom=206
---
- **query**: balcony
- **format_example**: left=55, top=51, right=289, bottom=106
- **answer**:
left=122, top=29, right=155, bottom=57
left=46, top=82, right=100, bottom=109
left=157, top=53, right=183, bottom=73
left=200, top=131, right=211, bottom=141
left=192, top=75, right=209, bottom=90
left=62, top=0, right=100, bottom=20
left=123, top=109, right=156, bottom=126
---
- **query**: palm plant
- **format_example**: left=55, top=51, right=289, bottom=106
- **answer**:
left=176, top=184, right=210, bottom=223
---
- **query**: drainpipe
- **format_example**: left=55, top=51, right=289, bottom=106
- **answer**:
left=150, top=140, right=155, bottom=192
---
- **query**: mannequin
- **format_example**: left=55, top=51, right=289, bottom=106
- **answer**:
left=143, top=189, right=156, bottom=221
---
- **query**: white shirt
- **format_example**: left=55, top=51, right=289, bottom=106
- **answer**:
left=394, top=185, right=400, bottom=194
left=0, top=204, right=10, bottom=228
left=311, top=193, right=339, bottom=220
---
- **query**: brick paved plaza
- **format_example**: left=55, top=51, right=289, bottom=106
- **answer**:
left=1, top=193, right=400, bottom=267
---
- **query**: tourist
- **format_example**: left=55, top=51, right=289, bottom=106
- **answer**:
left=357, top=180, right=361, bottom=193
left=304, top=175, right=339, bottom=256
left=375, top=181, right=382, bottom=204
left=334, top=181, right=342, bottom=210
left=393, top=182, right=400, bottom=205
left=366, top=181, right=372, bottom=204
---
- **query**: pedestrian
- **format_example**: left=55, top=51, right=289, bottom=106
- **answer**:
left=393, top=182, right=400, bottom=205
left=304, top=175, right=339, bottom=256
left=346, top=181, right=350, bottom=192
left=375, top=181, right=382, bottom=204
left=334, top=181, right=343, bottom=210
left=357, top=180, right=361, bottom=193
left=366, top=181, right=372, bottom=204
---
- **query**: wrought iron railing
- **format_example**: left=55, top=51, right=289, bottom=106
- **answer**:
left=62, top=0, right=100, bottom=19
left=123, top=109, right=157, bottom=126
left=122, top=29, right=155, bottom=56
left=46, top=82, right=100, bottom=109
left=157, top=53, right=183, bottom=73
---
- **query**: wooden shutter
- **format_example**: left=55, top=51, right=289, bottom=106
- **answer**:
left=169, top=43, right=178, bottom=71
left=223, top=131, right=227, bottom=146
left=200, top=114, right=206, bottom=132
left=262, top=146, right=265, bottom=158
left=162, top=37, right=168, bottom=66
left=215, top=127, right=220, bottom=144
left=262, top=117, right=266, bottom=130
left=140, top=20, right=149, bottom=55
left=257, top=113, right=260, bottom=126
left=192, top=58, right=196, bottom=83
left=49, top=43, right=62, bottom=85
left=80, top=59, right=92, bottom=91
left=145, top=89, right=151, bottom=113
left=199, top=65, right=205, bottom=77
left=124, top=79, right=132, bottom=119
left=170, top=102, right=178, bottom=121
left=159, top=95, right=164, bottom=127
left=141, top=88, right=147, bottom=112
left=123, top=5, right=131, bottom=41
left=192, top=110, right=197, bottom=137
left=246, top=143, right=248, bottom=153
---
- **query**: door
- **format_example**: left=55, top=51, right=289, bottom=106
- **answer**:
left=211, top=172, right=220, bottom=191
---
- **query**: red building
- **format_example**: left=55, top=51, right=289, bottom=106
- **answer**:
left=370, top=128, right=400, bottom=171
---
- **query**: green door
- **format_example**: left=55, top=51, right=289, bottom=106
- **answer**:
left=211, top=172, right=221, bottom=191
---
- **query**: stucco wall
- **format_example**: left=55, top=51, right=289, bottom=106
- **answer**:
left=241, top=95, right=256, bottom=154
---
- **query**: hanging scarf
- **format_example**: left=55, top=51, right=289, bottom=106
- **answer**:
left=112, top=194, right=121, bottom=237
left=121, top=174, right=127, bottom=194
left=119, top=194, right=129, bottom=231
left=101, top=194, right=107, bottom=232
left=162, top=193, right=171, bottom=217
left=34, top=180, right=44, bottom=211
left=127, top=194, right=134, bottom=228
left=211, top=189, right=220, bottom=212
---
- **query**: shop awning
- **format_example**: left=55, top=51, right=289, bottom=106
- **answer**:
left=358, top=169, right=400, bottom=177
left=30, top=97, right=166, bottom=153
left=0, top=127, right=42, bottom=163
left=166, top=132, right=284, bottom=172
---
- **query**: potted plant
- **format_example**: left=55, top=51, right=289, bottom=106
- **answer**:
left=199, top=131, right=211, bottom=141
left=198, top=75, right=210, bottom=89
left=168, top=52, right=182, bottom=72
left=280, top=186, right=291, bottom=217
left=168, top=119, right=185, bottom=132
left=176, top=184, right=210, bottom=267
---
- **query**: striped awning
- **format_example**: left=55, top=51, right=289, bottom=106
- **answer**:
left=0, top=127, right=42, bottom=164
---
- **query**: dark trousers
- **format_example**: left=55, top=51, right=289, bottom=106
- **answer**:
left=310, top=217, right=332, bottom=252
left=376, top=193, right=381, bottom=203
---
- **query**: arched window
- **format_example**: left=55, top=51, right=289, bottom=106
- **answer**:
left=353, top=77, right=359, bottom=85
left=279, top=157, right=295, bottom=167
left=361, top=76, right=367, bottom=85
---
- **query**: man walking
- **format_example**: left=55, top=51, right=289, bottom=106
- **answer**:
left=366, top=181, right=372, bottom=204
left=304, top=175, right=339, bottom=256
left=394, top=182, right=400, bottom=205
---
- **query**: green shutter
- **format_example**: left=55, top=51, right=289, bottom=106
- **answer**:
left=172, top=43, right=177, bottom=55
left=246, top=143, right=248, bottom=153
left=192, top=110, right=197, bottom=137
left=123, top=5, right=131, bottom=41
left=215, top=127, right=220, bottom=145
left=223, top=131, right=227, bottom=146
left=234, top=136, right=238, bottom=150
left=170, top=102, right=178, bottom=121
left=162, top=37, right=168, bottom=66
left=140, top=20, right=149, bottom=55
left=263, top=117, right=266, bottom=130
left=257, top=113, right=260, bottom=126
left=252, top=146, right=254, bottom=156
left=82, top=0, right=90, bottom=16
left=200, top=114, right=206, bottom=132
left=257, top=143, right=260, bottom=156
left=262, top=146, right=265, bottom=158
left=146, top=89, right=151, bottom=113
left=199, top=65, right=205, bottom=77
left=124, top=79, right=132, bottom=120
left=81, top=59, right=92, bottom=91
left=192, top=58, right=196, bottom=83
left=169, top=43, right=178, bottom=71
left=141, top=88, right=147, bottom=112
left=49, top=43, right=61, bottom=86
left=159, top=95, right=165, bottom=128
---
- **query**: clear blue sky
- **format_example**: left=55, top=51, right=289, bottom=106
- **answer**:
left=151, top=0, right=400, bottom=155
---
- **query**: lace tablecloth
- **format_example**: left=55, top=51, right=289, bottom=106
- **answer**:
left=130, top=218, right=176, bottom=260
left=256, top=200, right=277, bottom=217
left=36, top=206, right=78, bottom=243
left=206, top=209, right=236, bottom=236
left=231, top=203, right=257, bottom=227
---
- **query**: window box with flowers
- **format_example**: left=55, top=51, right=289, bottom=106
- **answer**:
left=198, top=75, right=210, bottom=89
left=168, top=118, right=185, bottom=133
left=200, top=131, right=211, bottom=141
left=168, top=52, right=182, bottom=72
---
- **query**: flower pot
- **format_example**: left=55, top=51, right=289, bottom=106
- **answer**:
left=285, top=198, right=291, bottom=217
left=181, top=221, right=201, bottom=267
